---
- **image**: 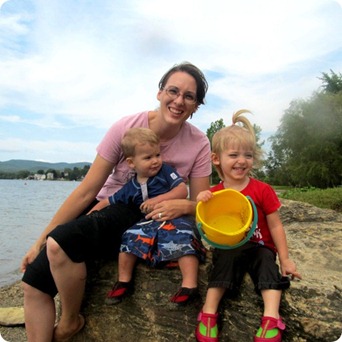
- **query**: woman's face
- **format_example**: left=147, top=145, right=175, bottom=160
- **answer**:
left=157, top=71, right=198, bottom=126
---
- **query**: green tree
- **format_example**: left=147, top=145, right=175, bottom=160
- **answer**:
left=63, top=168, right=72, bottom=180
left=17, top=170, right=31, bottom=179
left=265, top=71, right=342, bottom=187
left=252, top=124, right=266, bottom=180
left=46, top=169, right=57, bottom=179
left=206, top=119, right=225, bottom=184
left=319, top=69, right=342, bottom=94
left=68, top=167, right=82, bottom=181
left=0, top=171, right=15, bottom=179
left=206, top=118, right=225, bottom=146
left=81, top=164, right=90, bottom=178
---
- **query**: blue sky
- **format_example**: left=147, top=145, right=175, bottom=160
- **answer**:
left=1, top=0, right=342, bottom=163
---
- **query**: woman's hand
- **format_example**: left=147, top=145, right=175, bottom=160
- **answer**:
left=140, top=198, right=160, bottom=214
left=21, top=241, right=44, bottom=273
left=144, top=199, right=193, bottom=221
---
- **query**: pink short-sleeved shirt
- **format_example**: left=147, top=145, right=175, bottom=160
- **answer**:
left=96, top=111, right=211, bottom=200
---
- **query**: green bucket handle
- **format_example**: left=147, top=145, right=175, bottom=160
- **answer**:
left=197, top=195, right=258, bottom=250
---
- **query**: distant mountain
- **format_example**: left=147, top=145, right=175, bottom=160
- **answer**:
left=0, top=159, right=92, bottom=173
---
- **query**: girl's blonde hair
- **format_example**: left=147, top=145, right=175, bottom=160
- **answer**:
left=211, top=109, right=263, bottom=180
left=121, top=127, right=160, bottom=158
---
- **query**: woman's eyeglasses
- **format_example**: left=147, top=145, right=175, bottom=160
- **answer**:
left=162, top=87, right=197, bottom=105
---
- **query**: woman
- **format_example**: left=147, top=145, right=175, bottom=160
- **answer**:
left=21, top=62, right=211, bottom=342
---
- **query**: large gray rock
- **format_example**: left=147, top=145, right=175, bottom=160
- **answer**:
left=1, top=199, right=341, bottom=341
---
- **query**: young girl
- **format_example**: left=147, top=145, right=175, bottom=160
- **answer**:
left=195, top=110, right=301, bottom=342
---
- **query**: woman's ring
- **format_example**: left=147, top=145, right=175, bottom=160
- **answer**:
left=158, top=213, right=162, bottom=219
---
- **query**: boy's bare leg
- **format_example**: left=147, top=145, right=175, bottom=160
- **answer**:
left=178, top=255, right=198, bottom=288
left=118, top=252, right=137, bottom=282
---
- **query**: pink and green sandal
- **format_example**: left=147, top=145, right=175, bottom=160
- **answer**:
left=254, top=316, right=285, bottom=342
left=195, top=311, right=219, bottom=342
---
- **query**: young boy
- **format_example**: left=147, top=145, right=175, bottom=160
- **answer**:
left=195, top=110, right=301, bottom=342
left=91, top=127, right=205, bottom=305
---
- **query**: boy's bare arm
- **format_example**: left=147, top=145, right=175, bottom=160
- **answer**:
left=140, top=182, right=188, bottom=213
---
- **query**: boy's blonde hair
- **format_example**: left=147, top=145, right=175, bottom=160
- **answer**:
left=121, top=127, right=160, bottom=158
left=211, top=109, right=263, bottom=180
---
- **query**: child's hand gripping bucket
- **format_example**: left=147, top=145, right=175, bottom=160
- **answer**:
left=196, top=189, right=258, bottom=249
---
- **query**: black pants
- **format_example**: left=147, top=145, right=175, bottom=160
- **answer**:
left=208, top=242, right=290, bottom=293
left=22, top=203, right=143, bottom=296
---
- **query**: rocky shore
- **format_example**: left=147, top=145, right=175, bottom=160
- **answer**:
left=1, top=199, right=341, bottom=341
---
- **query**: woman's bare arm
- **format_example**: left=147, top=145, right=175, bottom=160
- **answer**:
left=21, top=154, right=114, bottom=271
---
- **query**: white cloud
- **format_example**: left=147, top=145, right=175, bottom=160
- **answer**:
left=0, top=137, right=96, bottom=162
left=0, top=0, right=342, bottom=162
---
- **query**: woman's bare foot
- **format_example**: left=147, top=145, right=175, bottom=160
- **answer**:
left=53, top=314, right=85, bottom=342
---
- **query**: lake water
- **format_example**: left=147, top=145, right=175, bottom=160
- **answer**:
left=0, top=179, right=81, bottom=288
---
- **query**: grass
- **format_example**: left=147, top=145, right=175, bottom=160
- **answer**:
left=274, top=186, right=342, bottom=213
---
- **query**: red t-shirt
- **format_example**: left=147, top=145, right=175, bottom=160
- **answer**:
left=210, top=178, right=281, bottom=252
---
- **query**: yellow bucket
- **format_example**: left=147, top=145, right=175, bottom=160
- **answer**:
left=196, top=189, right=258, bottom=249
